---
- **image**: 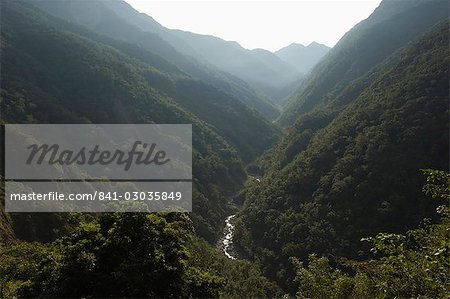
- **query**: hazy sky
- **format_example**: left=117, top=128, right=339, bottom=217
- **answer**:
left=125, top=0, right=382, bottom=52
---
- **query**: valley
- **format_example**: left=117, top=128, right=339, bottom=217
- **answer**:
left=0, top=0, right=449, bottom=298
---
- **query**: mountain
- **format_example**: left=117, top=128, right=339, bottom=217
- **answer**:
left=0, top=0, right=283, bottom=242
left=103, top=0, right=303, bottom=101
left=168, top=30, right=301, bottom=101
left=279, top=0, right=449, bottom=126
left=28, top=0, right=280, bottom=119
left=235, top=0, right=449, bottom=291
left=32, top=0, right=302, bottom=105
left=2, top=0, right=449, bottom=297
left=26, top=0, right=281, bottom=164
left=0, top=2, right=285, bottom=297
left=275, top=42, right=330, bottom=74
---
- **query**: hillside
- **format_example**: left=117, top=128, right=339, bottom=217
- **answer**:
left=235, top=20, right=449, bottom=290
left=279, top=0, right=449, bottom=126
left=28, top=0, right=280, bottom=119
left=169, top=30, right=301, bottom=100
left=33, top=0, right=307, bottom=105
left=101, top=0, right=304, bottom=101
left=0, top=2, right=286, bottom=297
left=1, top=0, right=278, bottom=241
left=1, top=0, right=449, bottom=297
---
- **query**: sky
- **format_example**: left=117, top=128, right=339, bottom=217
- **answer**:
left=125, top=0, right=382, bottom=52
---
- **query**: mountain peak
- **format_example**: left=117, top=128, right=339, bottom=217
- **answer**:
left=276, top=41, right=330, bottom=53
left=275, top=42, right=330, bottom=74
left=290, top=42, right=306, bottom=48
left=277, top=43, right=305, bottom=51
left=306, top=41, right=330, bottom=49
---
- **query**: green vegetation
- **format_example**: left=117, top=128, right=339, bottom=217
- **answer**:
left=2, top=171, right=447, bottom=298
left=292, top=169, right=450, bottom=299
left=28, top=0, right=281, bottom=119
left=236, top=21, right=449, bottom=292
left=1, top=0, right=449, bottom=298
left=280, top=0, right=449, bottom=126
left=0, top=213, right=279, bottom=298
left=0, top=0, right=279, bottom=241
left=6, top=0, right=280, bottom=163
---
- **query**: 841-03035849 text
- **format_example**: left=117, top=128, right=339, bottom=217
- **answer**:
left=9, top=191, right=184, bottom=201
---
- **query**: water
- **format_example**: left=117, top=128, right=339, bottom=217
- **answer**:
left=220, top=214, right=237, bottom=260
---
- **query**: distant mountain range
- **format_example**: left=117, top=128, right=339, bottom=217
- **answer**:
left=275, top=42, right=330, bottom=74
left=29, top=0, right=329, bottom=106
left=1, top=0, right=282, bottom=242
left=280, top=0, right=449, bottom=126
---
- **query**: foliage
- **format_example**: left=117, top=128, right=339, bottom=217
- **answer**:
left=187, top=235, right=281, bottom=298
left=28, top=0, right=281, bottom=119
left=280, top=0, right=449, bottom=126
left=236, top=21, right=449, bottom=291
left=292, top=256, right=375, bottom=299
left=0, top=213, right=279, bottom=298
left=292, top=170, right=450, bottom=299
left=1, top=1, right=449, bottom=298
left=0, top=0, right=274, bottom=241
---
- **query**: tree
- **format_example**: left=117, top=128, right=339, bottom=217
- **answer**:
left=292, top=170, right=450, bottom=299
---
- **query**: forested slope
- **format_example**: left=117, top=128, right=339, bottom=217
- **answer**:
left=280, top=0, right=448, bottom=126
left=28, top=0, right=281, bottom=119
left=0, top=2, right=285, bottom=297
left=235, top=21, right=449, bottom=290
left=0, top=0, right=278, bottom=241
left=1, top=0, right=449, bottom=297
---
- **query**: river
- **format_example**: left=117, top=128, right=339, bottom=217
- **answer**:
left=219, top=214, right=237, bottom=260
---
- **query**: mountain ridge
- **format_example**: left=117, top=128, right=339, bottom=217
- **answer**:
left=28, top=0, right=281, bottom=119
left=93, top=0, right=308, bottom=103
left=279, top=0, right=449, bottom=126
left=275, top=41, right=330, bottom=74
left=236, top=19, right=449, bottom=291
left=1, top=0, right=282, bottom=242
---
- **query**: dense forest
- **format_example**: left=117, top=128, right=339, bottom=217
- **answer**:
left=235, top=20, right=449, bottom=292
left=27, top=0, right=284, bottom=119
left=1, top=0, right=449, bottom=298
left=0, top=0, right=281, bottom=242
